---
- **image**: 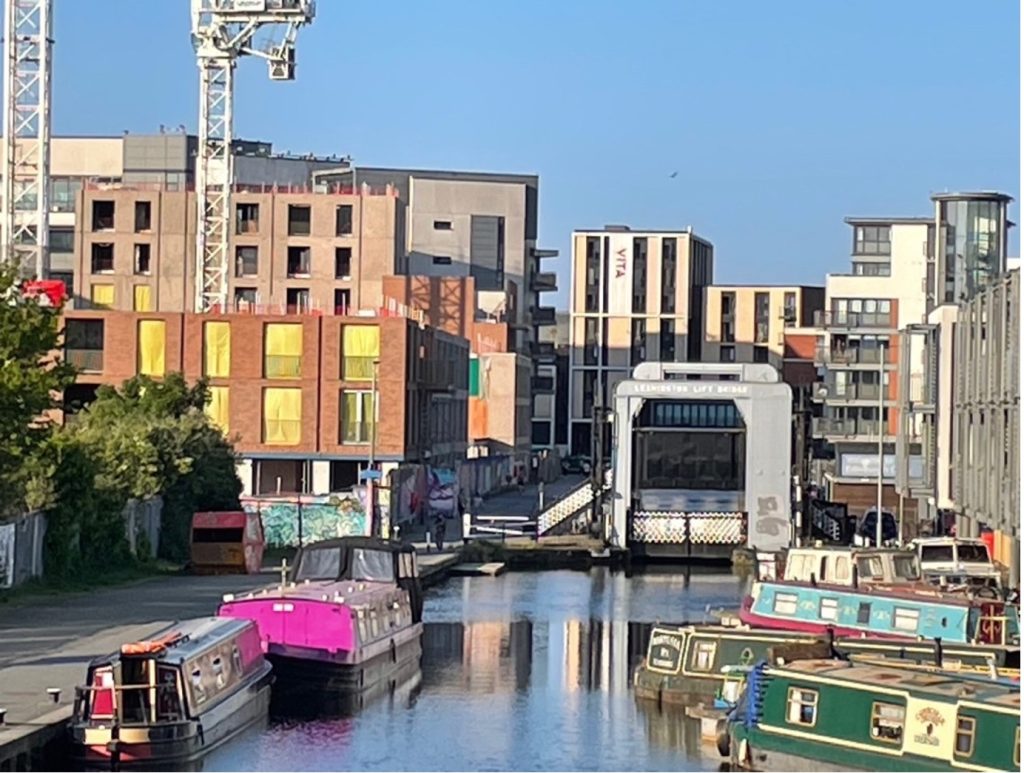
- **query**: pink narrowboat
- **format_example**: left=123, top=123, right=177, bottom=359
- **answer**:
left=218, top=537, right=423, bottom=703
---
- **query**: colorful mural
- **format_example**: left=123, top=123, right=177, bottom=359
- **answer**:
left=427, top=468, right=458, bottom=516
left=241, top=490, right=370, bottom=548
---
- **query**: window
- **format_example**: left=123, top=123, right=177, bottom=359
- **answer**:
left=870, top=702, right=905, bottom=744
left=660, top=321, right=676, bottom=362
left=892, top=608, right=919, bottom=633
left=433, top=255, right=452, bottom=265
left=335, top=204, right=353, bottom=236
left=49, top=228, right=73, bottom=253
left=264, top=323, right=303, bottom=378
left=236, top=202, right=259, bottom=234
left=854, top=225, right=891, bottom=255
left=690, top=640, right=717, bottom=672
left=340, top=390, right=375, bottom=443
left=721, top=292, right=735, bottom=316
left=754, top=292, right=770, bottom=343
left=205, top=386, right=229, bottom=432
left=955, top=716, right=975, bottom=758
left=133, top=285, right=152, bottom=312
left=203, top=321, right=231, bottom=377
left=134, top=244, right=151, bottom=274
left=834, top=556, right=851, bottom=583
left=287, top=246, right=311, bottom=277
left=342, top=326, right=380, bottom=380
left=235, top=246, right=258, bottom=277
left=785, top=687, right=818, bottom=726
left=335, top=247, right=352, bottom=279
left=853, top=262, right=891, bottom=277
left=819, top=597, right=839, bottom=621
left=263, top=387, right=302, bottom=445
left=630, top=318, right=647, bottom=366
left=857, top=602, right=872, bottom=625
left=191, top=668, right=205, bottom=705
left=137, top=320, right=166, bottom=377
left=65, top=319, right=104, bottom=371
left=719, top=345, right=735, bottom=362
left=433, top=220, right=452, bottom=230
left=91, top=243, right=114, bottom=273
left=50, top=178, right=82, bottom=213
left=660, top=238, right=677, bottom=314
left=288, top=205, right=311, bottom=236
left=334, top=288, right=351, bottom=315
left=584, top=236, right=601, bottom=313
left=134, top=201, right=152, bottom=232
left=234, top=287, right=257, bottom=310
left=90, top=284, right=114, bottom=309
left=286, top=288, right=310, bottom=313
left=753, top=345, right=770, bottom=363
left=91, top=200, right=114, bottom=231
left=773, top=592, right=798, bottom=615
left=632, top=237, right=648, bottom=313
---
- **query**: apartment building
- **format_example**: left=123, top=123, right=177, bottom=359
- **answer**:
left=73, top=184, right=404, bottom=315
left=815, top=191, right=1014, bottom=523
left=568, top=225, right=714, bottom=456
left=30, top=132, right=341, bottom=290
left=313, top=166, right=559, bottom=352
left=702, top=285, right=824, bottom=367
left=62, top=308, right=469, bottom=496
left=534, top=311, right=570, bottom=452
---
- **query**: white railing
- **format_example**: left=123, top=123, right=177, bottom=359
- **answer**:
left=537, top=470, right=612, bottom=535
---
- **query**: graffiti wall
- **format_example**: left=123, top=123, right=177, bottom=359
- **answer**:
left=241, top=490, right=370, bottom=548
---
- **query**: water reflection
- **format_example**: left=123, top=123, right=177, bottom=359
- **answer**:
left=203, top=568, right=744, bottom=771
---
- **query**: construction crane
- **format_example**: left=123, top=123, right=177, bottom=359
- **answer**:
left=1, top=0, right=52, bottom=278
left=190, top=0, right=315, bottom=313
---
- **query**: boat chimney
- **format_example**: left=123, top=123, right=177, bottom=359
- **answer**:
left=933, top=637, right=943, bottom=668
left=852, top=564, right=859, bottom=589
left=0, top=708, right=6, bottom=725
left=46, top=688, right=60, bottom=704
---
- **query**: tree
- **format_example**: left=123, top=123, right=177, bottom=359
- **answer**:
left=0, top=262, right=76, bottom=518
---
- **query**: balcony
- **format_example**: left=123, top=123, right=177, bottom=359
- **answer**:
left=532, top=248, right=559, bottom=260
left=817, top=382, right=885, bottom=402
left=531, top=271, right=558, bottom=292
left=812, top=417, right=885, bottom=438
left=531, top=306, right=556, bottom=325
left=531, top=374, right=555, bottom=393
left=65, top=348, right=103, bottom=372
left=814, top=345, right=892, bottom=366
left=530, top=341, right=557, bottom=361
left=814, top=310, right=895, bottom=330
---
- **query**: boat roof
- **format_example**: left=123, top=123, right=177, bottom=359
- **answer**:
left=775, top=659, right=1019, bottom=703
left=227, top=579, right=400, bottom=605
left=788, top=546, right=912, bottom=556
left=98, top=617, right=253, bottom=666
left=298, top=536, right=414, bottom=554
left=769, top=579, right=977, bottom=606
left=912, top=537, right=987, bottom=546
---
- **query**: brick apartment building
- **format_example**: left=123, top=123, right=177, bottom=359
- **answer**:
left=63, top=308, right=469, bottom=496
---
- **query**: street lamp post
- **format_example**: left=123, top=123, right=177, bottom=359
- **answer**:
left=370, top=359, right=381, bottom=537
left=875, top=341, right=885, bottom=548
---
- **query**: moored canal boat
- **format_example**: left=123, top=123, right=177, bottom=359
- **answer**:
left=218, top=537, right=423, bottom=701
left=720, top=658, right=1021, bottom=771
left=69, top=617, right=273, bottom=770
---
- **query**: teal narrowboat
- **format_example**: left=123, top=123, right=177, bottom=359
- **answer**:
left=722, top=659, right=1020, bottom=771
left=633, top=625, right=1019, bottom=706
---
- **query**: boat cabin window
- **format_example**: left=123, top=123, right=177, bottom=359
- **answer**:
left=857, top=602, right=872, bottom=625
left=211, top=656, right=226, bottom=688
left=957, top=544, right=990, bottom=563
left=191, top=668, right=206, bottom=705
left=819, top=598, right=839, bottom=621
left=955, top=715, right=976, bottom=758
left=892, top=607, right=919, bottom=633
left=232, top=645, right=243, bottom=675
left=834, top=556, right=851, bottom=583
left=295, top=547, right=342, bottom=581
left=870, top=701, right=905, bottom=744
left=773, top=592, right=799, bottom=615
left=893, top=555, right=918, bottom=580
left=690, top=641, right=717, bottom=672
left=156, top=665, right=182, bottom=721
left=920, top=545, right=955, bottom=564
left=785, top=687, right=818, bottom=726
left=856, top=556, right=884, bottom=580
left=349, top=548, right=394, bottom=582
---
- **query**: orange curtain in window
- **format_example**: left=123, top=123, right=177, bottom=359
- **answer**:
left=204, top=321, right=231, bottom=377
left=137, top=320, right=166, bottom=377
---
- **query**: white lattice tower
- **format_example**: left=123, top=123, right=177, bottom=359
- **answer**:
left=1, top=0, right=51, bottom=277
left=191, top=0, right=315, bottom=313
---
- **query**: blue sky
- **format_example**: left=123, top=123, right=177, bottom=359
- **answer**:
left=54, top=1, right=1019, bottom=309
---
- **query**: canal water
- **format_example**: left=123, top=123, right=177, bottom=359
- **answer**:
left=205, top=567, right=749, bottom=772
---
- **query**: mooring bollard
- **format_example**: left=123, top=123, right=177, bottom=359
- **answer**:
left=47, top=687, right=61, bottom=704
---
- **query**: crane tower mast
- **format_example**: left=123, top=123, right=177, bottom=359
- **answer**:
left=1, top=0, right=52, bottom=278
left=191, top=0, right=314, bottom=313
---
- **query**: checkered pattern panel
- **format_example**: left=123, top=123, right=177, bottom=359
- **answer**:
left=630, top=511, right=747, bottom=545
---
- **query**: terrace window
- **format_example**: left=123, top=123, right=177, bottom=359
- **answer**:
left=134, top=201, right=152, bottom=232
left=234, top=287, right=257, bottom=310
left=134, top=244, right=151, bottom=275
left=854, top=225, right=891, bottom=256
left=235, top=246, right=258, bottom=277
left=91, top=243, right=114, bottom=273
left=236, top=203, right=259, bottom=234
left=288, top=205, right=311, bottom=237
left=287, top=246, right=311, bottom=277
left=335, top=204, right=353, bottom=236
left=335, top=247, right=352, bottom=279
left=785, top=687, right=818, bottom=727
left=334, top=288, right=351, bottom=315
left=286, top=288, right=310, bottom=313
left=91, top=200, right=114, bottom=231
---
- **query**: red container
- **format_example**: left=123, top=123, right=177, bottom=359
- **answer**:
left=980, top=528, right=996, bottom=561
left=191, top=511, right=265, bottom=574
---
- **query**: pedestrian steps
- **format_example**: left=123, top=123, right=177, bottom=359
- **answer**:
left=536, top=470, right=612, bottom=537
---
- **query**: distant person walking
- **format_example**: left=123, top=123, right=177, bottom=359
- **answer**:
left=462, top=507, right=472, bottom=546
left=434, top=514, right=446, bottom=551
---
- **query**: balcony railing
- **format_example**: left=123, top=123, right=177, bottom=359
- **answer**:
left=815, top=345, right=890, bottom=365
left=531, top=271, right=558, bottom=292
left=812, top=417, right=883, bottom=437
left=264, top=355, right=302, bottom=379
left=532, top=307, right=556, bottom=325
left=342, top=356, right=376, bottom=381
left=814, top=310, right=895, bottom=329
left=66, top=348, right=104, bottom=372
left=821, top=382, right=883, bottom=401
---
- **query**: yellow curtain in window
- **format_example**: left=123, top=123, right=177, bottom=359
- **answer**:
left=205, top=385, right=229, bottom=431
left=204, top=321, right=231, bottom=377
left=91, top=284, right=115, bottom=309
left=342, top=325, right=380, bottom=380
left=137, top=320, right=166, bottom=377
left=132, top=285, right=152, bottom=312
left=263, top=387, right=301, bottom=445
left=265, top=323, right=302, bottom=378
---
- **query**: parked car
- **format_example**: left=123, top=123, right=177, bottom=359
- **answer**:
left=561, top=455, right=592, bottom=475
left=852, top=508, right=898, bottom=546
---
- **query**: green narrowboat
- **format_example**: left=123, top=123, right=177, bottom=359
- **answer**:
left=633, top=624, right=1019, bottom=706
left=723, top=659, right=1020, bottom=771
